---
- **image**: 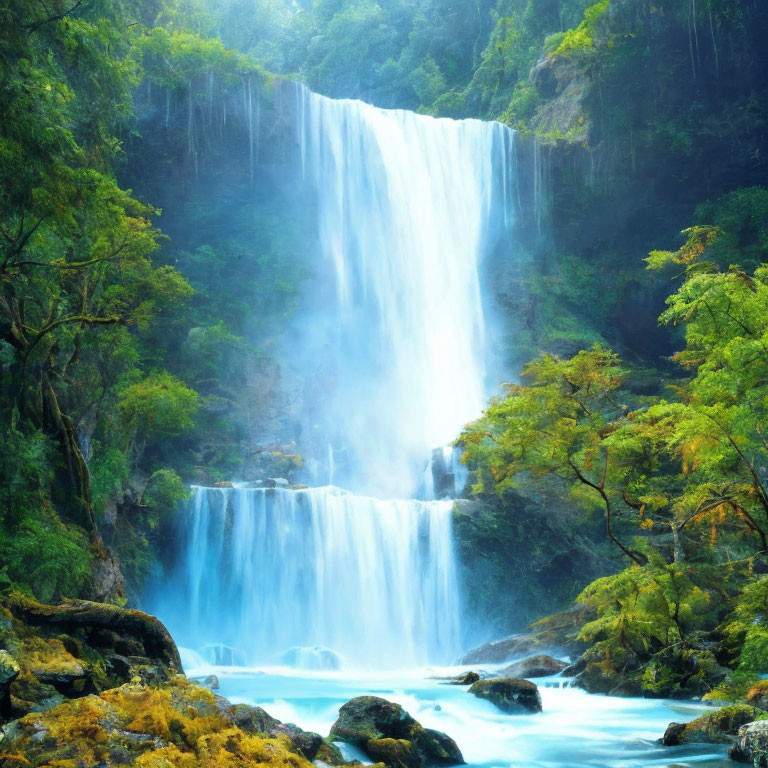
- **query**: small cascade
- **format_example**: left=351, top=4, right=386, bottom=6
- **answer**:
left=157, top=485, right=461, bottom=669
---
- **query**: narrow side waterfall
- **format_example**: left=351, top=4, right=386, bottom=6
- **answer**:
left=296, top=86, right=516, bottom=497
left=161, top=486, right=460, bottom=668
left=150, top=88, right=519, bottom=670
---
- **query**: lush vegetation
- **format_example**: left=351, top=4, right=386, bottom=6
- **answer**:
left=2, top=0, right=768, bottom=705
left=459, top=189, right=768, bottom=693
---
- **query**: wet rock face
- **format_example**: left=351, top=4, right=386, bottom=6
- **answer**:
left=467, top=678, right=542, bottom=714
left=730, top=719, right=768, bottom=765
left=0, top=592, right=181, bottom=721
left=329, top=696, right=464, bottom=768
left=662, top=705, right=762, bottom=747
left=497, top=654, right=568, bottom=679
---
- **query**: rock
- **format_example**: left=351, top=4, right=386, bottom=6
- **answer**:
left=570, top=645, right=644, bottom=696
left=459, top=635, right=541, bottom=665
left=748, top=680, right=768, bottom=711
left=497, top=654, right=568, bottom=679
left=0, top=677, right=320, bottom=768
left=444, top=671, right=480, bottom=685
left=468, top=678, right=542, bottom=714
left=730, top=719, right=768, bottom=764
left=0, top=650, right=20, bottom=717
left=0, top=650, right=20, bottom=686
left=561, top=657, right=587, bottom=677
left=662, top=705, right=762, bottom=746
left=4, top=591, right=181, bottom=671
left=0, top=591, right=182, bottom=721
left=89, top=548, right=125, bottom=604
left=366, top=738, right=421, bottom=768
left=458, top=605, right=590, bottom=665
left=190, top=673, right=220, bottom=690
left=223, top=702, right=336, bottom=762
left=329, top=696, right=464, bottom=767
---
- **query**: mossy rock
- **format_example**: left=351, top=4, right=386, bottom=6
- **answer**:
left=498, top=654, right=568, bottom=679
left=329, top=696, right=463, bottom=767
left=468, top=678, right=542, bottom=714
left=730, top=720, right=768, bottom=765
left=748, top=680, right=768, bottom=711
left=0, top=591, right=182, bottom=721
left=223, top=702, right=340, bottom=763
left=662, top=705, right=764, bottom=746
left=0, top=678, right=315, bottom=768
left=366, top=738, right=420, bottom=768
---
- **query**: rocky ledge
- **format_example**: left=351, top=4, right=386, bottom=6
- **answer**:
left=0, top=593, right=340, bottom=768
left=0, top=676, right=338, bottom=768
left=0, top=591, right=181, bottom=721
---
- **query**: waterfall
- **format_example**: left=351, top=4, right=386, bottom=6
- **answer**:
left=150, top=87, right=519, bottom=670
left=160, top=485, right=461, bottom=668
left=295, top=85, right=516, bottom=497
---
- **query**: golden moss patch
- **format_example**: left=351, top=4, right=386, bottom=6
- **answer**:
left=1, top=679, right=313, bottom=768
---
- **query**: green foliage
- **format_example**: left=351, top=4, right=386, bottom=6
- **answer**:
left=550, top=0, right=610, bottom=58
left=577, top=563, right=715, bottom=655
left=90, top=446, right=131, bottom=519
left=142, top=469, right=191, bottom=526
left=720, top=577, right=768, bottom=672
left=118, top=372, right=200, bottom=440
left=1, top=511, right=92, bottom=603
left=138, top=26, right=265, bottom=90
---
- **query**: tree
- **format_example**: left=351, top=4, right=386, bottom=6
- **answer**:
left=459, top=345, right=648, bottom=564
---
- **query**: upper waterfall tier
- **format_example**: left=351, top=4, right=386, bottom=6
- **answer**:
left=154, top=485, right=461, bottom=669
left=294, top=85, right=517, bottom=497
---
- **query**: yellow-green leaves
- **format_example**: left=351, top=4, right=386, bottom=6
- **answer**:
left=118, top=372, right=199, bottom=439
left=549, top=0, right=610, bottom=58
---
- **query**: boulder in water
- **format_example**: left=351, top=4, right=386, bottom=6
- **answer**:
left=496, top=654, right=568, bottom=679
left=329, top=696, right=464, bottom=767
left=468, top=678, right=542, bottom=714
left=224, top=701, right=334, bottom=761
left=445, top=671, right=480, bottom=685
left=661, top=705, right=761, bottom=746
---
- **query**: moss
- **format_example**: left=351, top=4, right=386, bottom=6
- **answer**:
left=3, top=679, right=313, bottom=768
left=365, top=738, right=418, bottom=768
left=665, top=705, right=765, bottom=745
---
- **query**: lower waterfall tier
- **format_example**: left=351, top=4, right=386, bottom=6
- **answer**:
left=150, top=485, right=462, bottom=669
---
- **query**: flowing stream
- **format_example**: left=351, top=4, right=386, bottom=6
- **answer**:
left=150, top=88, right=729, bottom=768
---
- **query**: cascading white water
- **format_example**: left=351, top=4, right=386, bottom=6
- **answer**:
left=161, top=485, right=460, bottom=668
left=296, top=85, right=516, bottom=497
left=151, top=87, right=519, bottom=670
